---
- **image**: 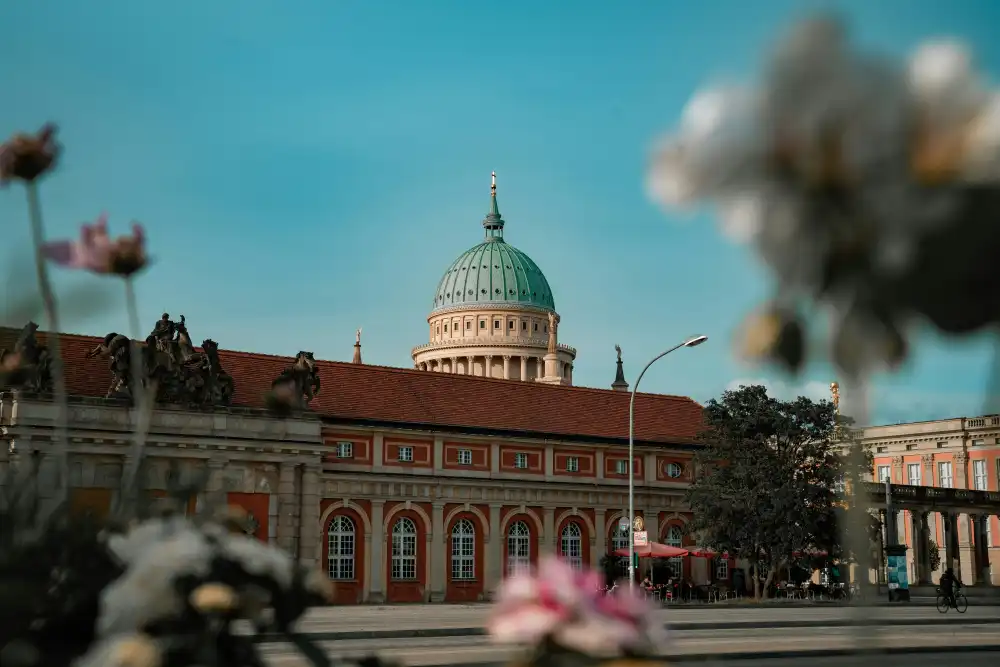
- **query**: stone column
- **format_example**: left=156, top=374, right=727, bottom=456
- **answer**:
left=943, top=511, right=960, bottom=572
left=466, top=356, right=475, bottom=376
left=502, top=355, right=511, bottom=380
left=276, top=462, right=299, bottom=553
left=484, top=355, right=493, bottom=379
left=369, top=500, right=385, bottom=603
left=487, top=504, right=503, bottom=593
left=910, top=510, right=931, bottom=584
left=544, top=445, right=554, bottom=480
left=974, top=515, right=993, bottom=586
left=299, top=463, right=321, bottom=568
left=430, top=502, right=445, bottom=602
left=593, top=508, right=607, bottom=566
left=543, top=507, right=555, bottom=555
left=536, top=358, right=543, bottom=378
left=520, top=356, right=527, bottom=381
left=450, top=357, right=458, bottom=374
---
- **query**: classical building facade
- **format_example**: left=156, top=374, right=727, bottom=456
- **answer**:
left=412, top=173, right=576, bottom=385
left=860, top=417, right=1000, bottom=585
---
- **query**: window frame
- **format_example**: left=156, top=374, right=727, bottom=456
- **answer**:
left=514, top=452, right=528, bottom=469
left=876, top=465, right=890, bottom=483
left=560, top=522, right=583, bottom=570
left=457, top=448, right=473, bottom=466
left=450, top=519, right=476, bottom=581
left=335, top=441, right=353, bottom=459
left=615, top=459, right=629, bottom=475
left=507, top=521, right=531, bottom=576
left=391, top=517, right=418, bottom=580
left=972, top=459, right=988, bottom=490
left=665, top=462, right=683, bottom=478
left=565, top=456, right=579, bottom=473
left=906, top=462, right=921, bottom=485
left=937, top=461, right=953, bottom=488
left=397, top=446, right=414, bottom=463
left=327, top=515, right=356, bottom=581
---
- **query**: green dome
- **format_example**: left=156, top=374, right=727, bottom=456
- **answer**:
left=431, top=174, right=556, bottom=313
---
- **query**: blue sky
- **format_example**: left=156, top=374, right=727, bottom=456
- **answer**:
left=1, top=0, right=998, bottom=425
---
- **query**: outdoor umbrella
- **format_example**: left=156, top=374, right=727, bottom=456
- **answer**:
left=613, top=542, right=689, bottom=558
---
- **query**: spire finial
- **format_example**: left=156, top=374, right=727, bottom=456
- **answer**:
left=482, top=170, right=504, bottom=239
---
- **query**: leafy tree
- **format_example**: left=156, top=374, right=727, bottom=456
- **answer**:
left=928, top=539, right=941, bottom=572
left=598, top=554, right=625, bottom=587
left=684, top=384, right=871, bottom=599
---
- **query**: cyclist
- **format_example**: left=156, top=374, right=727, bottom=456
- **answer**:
left=939, top=567, right=962, bottom=608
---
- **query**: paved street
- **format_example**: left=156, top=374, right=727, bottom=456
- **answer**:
left=279, top=603, right=1000, bottom=637
left=260, top=624, right=1000, bottom=667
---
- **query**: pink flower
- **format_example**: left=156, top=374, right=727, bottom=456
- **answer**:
left=488, top=556, right=662, bottom=657
left=42, top=214, right=147, bottom=277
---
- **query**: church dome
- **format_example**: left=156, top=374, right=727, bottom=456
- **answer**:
left=431, top=174, right=556, bottom=313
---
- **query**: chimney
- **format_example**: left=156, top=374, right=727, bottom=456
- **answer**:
left=611, top=344, right=628, bottom=392
left=353, top=327, right=363, bottom=364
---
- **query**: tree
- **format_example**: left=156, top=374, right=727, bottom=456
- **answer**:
left=684, top=384, right=870, bottom=599
left=928, top=539, right=941, bottom=573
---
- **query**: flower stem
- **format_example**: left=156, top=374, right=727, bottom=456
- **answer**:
left=119, top=278, right=153, bottom=514
left=25, top=181, right=70, bottom=510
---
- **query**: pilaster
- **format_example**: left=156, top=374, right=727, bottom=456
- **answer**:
left=372, top=433, right=384, bottom=468
left=544, top=445, right=554, bottom=480
left=954, top=452, right=969, bottom=489
left=487, top=504, right=503, bottom=594
left=368, top=500, right=385, bottom=603
left=299, top=463, right=321, bottom=568
left=593, top=508, right=607, bottom=565
left=433, top=436, right=444, bottom=472
left=490, top=443, right=500, bottom=475
left=430, top=502, right=445, bottom=601
left=205, top=458, right=228, bottom=508
left=596, top=450, right=605, bottom=480
left=890, top=456, right=903, bottom=484
left=543, top=507, right=555, bottom=555
left=276, top=462, right=298, bottom=553
left=921, top=454, right=934, bottom=488
left=519, top=356, right=527, bottom=381
left=644, top=453, right=656, bottom=483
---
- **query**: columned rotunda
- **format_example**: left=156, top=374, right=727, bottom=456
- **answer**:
left=411, top=173, right=577, bottom=385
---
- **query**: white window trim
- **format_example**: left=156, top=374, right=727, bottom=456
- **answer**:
left=398, top=446, right=414, bottom=463
left=907, top=463, right=921, bottom=486
left=507, top=521, right=531, bottom=576
left=327, top=515, right=356, bottom=581
left=391, top=518, right=418, bottom=580
left=458, top=449, right=472, bottom=466
left=615, top=459, right=629, bottom=475
left=715, top=558, right=729, bottom=580
left=566, top=456, right=579, bottom=473
left=665, top=462, right=682, bottom=478
left=972, top=459, right=988, bottom=490
left=938, top=462, right=953, bottom=488
left=877, top=465, right=890, bottom=483
left=336, top=441, right=353, bottom=459
left=514, top=452, right=528, bottom=469
left=560, top=522, right=583, bottom=570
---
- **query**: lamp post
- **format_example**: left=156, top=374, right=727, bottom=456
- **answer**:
left=628, top=335, right=708, bottom=589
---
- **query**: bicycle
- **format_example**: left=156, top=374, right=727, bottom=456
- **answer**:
left=935, top=586, right=968, bottom=613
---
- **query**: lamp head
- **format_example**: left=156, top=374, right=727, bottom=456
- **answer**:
left=684, top=335, right=708, bottom=348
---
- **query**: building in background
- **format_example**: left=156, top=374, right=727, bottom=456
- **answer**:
left=861, top=417, right=1000, bottom=585
left=0, top=176, right=715, bottom=604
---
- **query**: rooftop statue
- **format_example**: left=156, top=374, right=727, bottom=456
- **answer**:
left=0, top=321, right=54, bottom=393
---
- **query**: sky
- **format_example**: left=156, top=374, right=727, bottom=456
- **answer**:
left=1, top=0, right=998, bottom=426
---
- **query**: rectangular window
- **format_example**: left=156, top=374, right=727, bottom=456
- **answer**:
left=876, top=465, right=890, bottom=483
left=521, top=321, right=527, bottom=330
left=508, top=320, right=514, bottom=329
left=937, top=442, right=947, bottom=448
left=444, top=323, right=448, bottom=332
left=398, top=446, right=414, bottom=463
left=466, top=321, right=470, bottom=329
left=907, top=463, right=921, bottom=485
left=458, top=448, right=472, bottom=466
left=715, top=559, right=729, bottom=580
left=905, top=444, right=917, bottom=451
left=566, top=456, right=579, bottom=473
left=494, top=320, right=500, bottom=329
left=514, top=452, right=528, bottom=469
left=973, top=459, right=988, bottom=490
left=972, top=439, right=985, bottom=447
left=335, top=441, right=353, bottom=459
left=480, top=320, right=485, bottom=329
left=876, top=446, right=887, bottom=453
left=451, top=521, right=476, bottom=580
left=534, top=323, right=538, bottom=331
left=938, top=462, right=953, bottom=488
left=615, top=459, right=629, bottom=475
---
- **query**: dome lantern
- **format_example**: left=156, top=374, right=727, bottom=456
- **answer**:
left=482, top=171, right=505, bottom=240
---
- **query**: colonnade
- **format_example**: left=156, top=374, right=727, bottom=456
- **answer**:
left=416, top=354, right=572, bottom=383
left=882, top=507, right=997, bottom=585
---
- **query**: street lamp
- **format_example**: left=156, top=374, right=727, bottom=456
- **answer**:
left=628, top=335, right=708, bottom=589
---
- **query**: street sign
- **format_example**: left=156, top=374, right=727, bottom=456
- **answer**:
left=617, top=517, right=630, bottom=531
left=634, top=530, right=648, bottom=546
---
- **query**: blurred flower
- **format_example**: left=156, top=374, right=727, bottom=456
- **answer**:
left=0, top=124, right=59, bottom=184
left=646, top=15, right=1000, bottom=378
left=488, top=556, right=661, bottom=658
left=41, top=214, right=147, bottom=277
left=735, top=304, right=806, bottom=373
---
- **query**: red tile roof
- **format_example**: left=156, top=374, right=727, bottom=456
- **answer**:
left=1, top=328, right=704, bottom=446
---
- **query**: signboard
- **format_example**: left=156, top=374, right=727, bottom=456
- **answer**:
left=633, top=516, right=645, bottom=531
left=618, top=517, right=630, bottom=531
left=633, top=530, right=648, bottom=546
left=886, top=554, right=909, bottom=590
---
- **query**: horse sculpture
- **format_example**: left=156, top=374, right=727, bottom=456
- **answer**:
left=269, top=351, right=321, bottom=412
left=0, top=321, right=53, bottom=393
left=87, top=314, right=235, bottom=406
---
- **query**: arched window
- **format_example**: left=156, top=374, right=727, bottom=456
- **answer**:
left=391, top=517, right=417, bottom=580
left=451, top=519, right=476, bottom=580
left=610, top=521, right=630, bottom=576
left=507, top=520, right=531, bottom=576
left=327, top=515, right=356, bottom=580
left=560, top=521, right=583, bottom=570
left=665, top=525, right=684, bottom=578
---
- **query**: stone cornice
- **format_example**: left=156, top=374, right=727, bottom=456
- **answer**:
left=411, top=337, right=577, bottom=357
left=429, top=302, right=555, bottom=317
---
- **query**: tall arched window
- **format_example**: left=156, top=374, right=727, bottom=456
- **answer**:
left=610, top=522, right=630, bottom=576
left=665, top=525, right=683, bottom=578
left=560, top=521, right=583, bottom=570
left=507, top=520, right=531, bottom=576
left=451, top=519, right=476, bottom=580
left=391, top=517, right=417, bottom=580
left=327, top=515, right=355, bottom=580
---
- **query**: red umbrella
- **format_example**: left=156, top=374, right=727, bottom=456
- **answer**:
left=614, top=542, right=689, bottom=558
left=688, top=546, right=728, bottom=558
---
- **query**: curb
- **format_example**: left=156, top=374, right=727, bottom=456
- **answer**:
left=254, top=616, right=1000, bottom=643
left=410, top=645, right=1000, bottom=667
